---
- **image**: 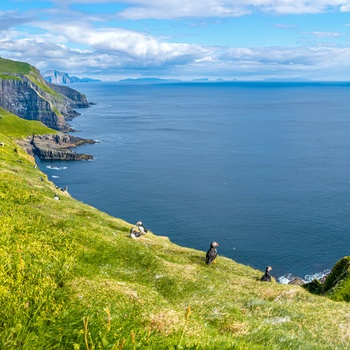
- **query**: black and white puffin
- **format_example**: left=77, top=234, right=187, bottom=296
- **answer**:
left=260, top=266, right=273, bottom=282
left=136, top=221, right=148, bottom=234
left=129, top=227, right=142, bottom=239
left=206, top=242, right=219, bottom=264
left=54, top=194, right=60, bottom=200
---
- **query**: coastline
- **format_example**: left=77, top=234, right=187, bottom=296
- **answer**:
left=29, top=82, right=347, bottom=297
left=17, top=133, right=95, bottom=161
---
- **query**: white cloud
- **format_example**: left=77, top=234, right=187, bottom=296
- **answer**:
left=34, top=22, right=210, bottom=66
left=34, top=0, right=350, bottom=18
left=340, top=4, right=350, bottom=11
left=273, top=23, right=298, bottom=29
left=3, top=26, right=350, bottom=81
left=113, top=0, right=350, bottom=19
left=2, top=1, right=350, bottom=80
left=304, top=31, right=342, bottom=38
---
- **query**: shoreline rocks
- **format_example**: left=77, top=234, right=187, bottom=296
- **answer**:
left=18, top=133, right=95, bottom=161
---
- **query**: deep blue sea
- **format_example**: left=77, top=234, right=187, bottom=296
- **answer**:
left=36, top=81, right=350, bottom=281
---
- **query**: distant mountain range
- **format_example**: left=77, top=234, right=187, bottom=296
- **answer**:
left=42, top=70, right=101, bottom=84
left=119, top=77, right=182, bottom=83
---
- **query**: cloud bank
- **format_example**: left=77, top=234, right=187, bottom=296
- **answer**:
left=1, top=1, right=350, bottom=80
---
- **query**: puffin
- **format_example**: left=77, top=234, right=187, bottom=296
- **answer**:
left=206, top=242, right=219, bottom=264
left=54, top=194, right=60, bottom=200
left=129, top=227, right=142, bottom=239
left=260, top=266, right=273, bottom=282
left=136, top=221, right=148, bottom=234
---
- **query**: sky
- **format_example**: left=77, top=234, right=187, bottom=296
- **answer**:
left=2, top=1, right=350, bottom=81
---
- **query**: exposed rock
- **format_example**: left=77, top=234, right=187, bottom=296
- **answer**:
left=288, top=277, right=305, bottom=286
left=47, top=83, right=91, bottom=111
left=0, top=57, right=96, bottom=160
left=43, top=70, right=101, bottom=84
left=0, top=72, right=91, bottom=130
left=18, top=133, right=95, bottom=161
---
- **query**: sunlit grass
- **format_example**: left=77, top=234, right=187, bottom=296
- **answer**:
left=1, top=124, right=350, bottom=349
left=0, top=108, right=57, bottom=138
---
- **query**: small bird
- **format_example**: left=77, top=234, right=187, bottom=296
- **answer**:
left=60, top=186, right=68, bottom=192
left=129, top=227, right=142, bottom=239
left=206, top=242, right=219, bottom=265
left=54, top=194, right=60, bottom=200
left=136, top=221, right=148, bottom=234
left=260, top=266, right=273, bottom=282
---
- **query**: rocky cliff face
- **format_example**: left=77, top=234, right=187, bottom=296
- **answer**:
left=43, top=70, right=101, bottom=84
left=48, top=83, right=90, bottom=110
left=0, top=57, right=95, bottom=159
left=17, top=133, right=95, bottom=161
left=0, top=72, right=90, bottom=131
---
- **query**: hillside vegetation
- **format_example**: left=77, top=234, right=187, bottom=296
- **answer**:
left=0, top=57, right=90, bottom=131
left=1, top=110, right=350, bottom=349
left=0, top=57, right=32, bottom=75
left=0, top=57, right=58, bottom=95
left=0, top=108, right=57, bottom=137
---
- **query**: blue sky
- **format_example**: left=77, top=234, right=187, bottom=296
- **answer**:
left=2, top=0, right=350, bottom=81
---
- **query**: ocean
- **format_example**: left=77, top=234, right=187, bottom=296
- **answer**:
left=36, top=81, right=350, bottom=281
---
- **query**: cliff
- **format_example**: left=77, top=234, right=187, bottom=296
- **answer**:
left=0, top=57, right=90, bottom=131
left=43, top=69, right=101, bottom=84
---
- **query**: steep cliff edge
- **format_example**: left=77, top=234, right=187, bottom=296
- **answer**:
left=303, top=256, right=350, bottom=302
left=0, top=57, right=90, bottom=131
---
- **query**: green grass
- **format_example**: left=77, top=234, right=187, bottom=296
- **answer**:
left=0, top=57, right=32, bottom=75
left=0, top=74, right=22, bottom=80
left=0, top=56, right=60, bottom=97
left=26, top=74, right=61, bottom=96
left=0, top=108, right=57, bottom=138
left=1, top=123, right=350, bottom=349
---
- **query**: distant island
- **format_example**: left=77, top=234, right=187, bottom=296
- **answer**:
left=43, top=70, right=101, bottom=84
left=119, top=77, right=182, bottom=83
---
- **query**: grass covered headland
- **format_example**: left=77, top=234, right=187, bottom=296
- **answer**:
left=1, top=112, right=350, bottom=350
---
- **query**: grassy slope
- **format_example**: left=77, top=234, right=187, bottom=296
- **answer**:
left=0, top=57, right=61, bottom=99
left=0, top=108, right=57, bottom=137
left=0, top=57, right=32, bottom=75
left=1, top=116, right=350, bottom=350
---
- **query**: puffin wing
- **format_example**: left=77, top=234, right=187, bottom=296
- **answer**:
left=206, top=248, right=217, bottom=264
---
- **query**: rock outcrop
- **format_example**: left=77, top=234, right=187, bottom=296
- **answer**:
left=0, top=57, right=95, bottom=160
left=48, top=83, right=90, bottom=110
left=0, top=63, right=91, bottom=131
left=17, top=133, right=95, bottom=161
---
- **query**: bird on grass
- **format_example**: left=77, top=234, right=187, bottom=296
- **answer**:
left=206, top=242, right=219, bottom=265
left=129, top=227, right=142, bottom=239
left=60, top=186, right=68, bottom=192
left=260, top=266, right=273, bottom=282
left=136, top=221, right=148, bottom=234
left=54, top=194, right=60, bottom=200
